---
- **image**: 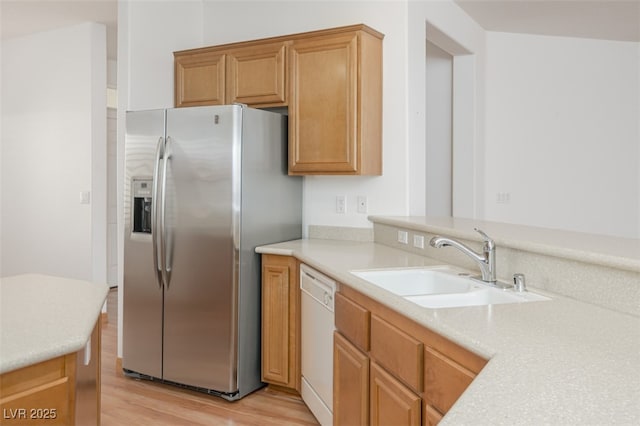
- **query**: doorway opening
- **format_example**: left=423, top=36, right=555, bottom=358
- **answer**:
left=425, top=24, right=475, bottom=218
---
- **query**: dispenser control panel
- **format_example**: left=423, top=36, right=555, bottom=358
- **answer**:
left=132, top=178, right=153, bottom=234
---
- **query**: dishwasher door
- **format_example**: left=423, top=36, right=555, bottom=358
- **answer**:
left=300, top=264, right=335, bottom=426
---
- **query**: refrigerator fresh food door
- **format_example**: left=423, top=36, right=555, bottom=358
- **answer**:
left=123, top=109, right=166, bottom=379
left=162, top=105, right=241, bottom=392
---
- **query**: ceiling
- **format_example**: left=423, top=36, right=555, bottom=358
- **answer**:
left=454, top=0, right=640, bottom=42
left=0, top=0, right=638, bottom=62
left=0, top=0, right=118, bottom=59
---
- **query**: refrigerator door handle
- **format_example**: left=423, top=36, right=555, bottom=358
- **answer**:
left=151, top=136, right=165, bottom=289
left=160, top=136, right=173, bottom=289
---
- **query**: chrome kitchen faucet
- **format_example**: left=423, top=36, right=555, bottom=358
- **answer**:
left=429, top=228, right=500, bottom=286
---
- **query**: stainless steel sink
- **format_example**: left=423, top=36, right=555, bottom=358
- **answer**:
left=350, top=266, right=550, bottom=309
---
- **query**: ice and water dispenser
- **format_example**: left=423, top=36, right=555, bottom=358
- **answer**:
left=132, top=178, right=153, bottom=234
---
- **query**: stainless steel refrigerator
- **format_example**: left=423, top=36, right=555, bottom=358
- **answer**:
left=122, top=105, right=302, bottom=400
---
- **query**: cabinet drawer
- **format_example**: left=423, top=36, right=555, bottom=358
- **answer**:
left=0, top=354, right=75, bottom=426
left=370, top=314, right=423, bottom=392
left=335, top=292, right=370, bottom=352
left=424, top=346, right=475, bottom=414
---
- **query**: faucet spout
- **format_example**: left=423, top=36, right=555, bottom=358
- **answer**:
left=429, top=228, right=497, bottom=283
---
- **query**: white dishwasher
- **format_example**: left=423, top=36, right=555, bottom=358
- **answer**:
left=300, top=264, right=336, bottom=426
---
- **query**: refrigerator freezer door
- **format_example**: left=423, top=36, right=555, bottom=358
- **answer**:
left=162, top=106, right=241, bottom=392
left=123, top=109, right=165, bottom=379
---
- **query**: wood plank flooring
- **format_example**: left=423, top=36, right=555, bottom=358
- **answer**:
left=101, top=289, right=318, bottom=425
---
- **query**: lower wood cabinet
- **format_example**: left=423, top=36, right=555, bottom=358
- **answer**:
left=333, top=331, right=369, bottom=425
left=261, top=254, right=300, bottom=391
left=334, top=287, right=487, bottom=426
left=370, top=362, right=421, bottom=426
left=0, top=355, right=76, bottom=425
left=0, top=320, right=101, bottom=425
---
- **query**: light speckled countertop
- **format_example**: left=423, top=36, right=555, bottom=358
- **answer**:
left=257, top=239, right=640, bottom=425
left=0, top=274, right=109, bottom=374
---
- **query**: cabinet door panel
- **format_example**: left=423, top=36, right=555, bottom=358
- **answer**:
left=227, top=42, right=287, bottom=106
left=175, top=52, right=226, bottom=107
left=289, top=33, right=358, bottom=174
left=370, top=362, right=421, bottom=426
left=334, top=332, right=369, bottom=426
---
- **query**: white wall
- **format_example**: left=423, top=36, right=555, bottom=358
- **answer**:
left=203, top=1, right=409, bottom=232
left=1, top=22, right=107, bottom=281
left=484, top=32, right=640, bottom=238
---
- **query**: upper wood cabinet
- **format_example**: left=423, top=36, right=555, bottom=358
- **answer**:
left=174, top=41, right=287, bottom=108
left=175, top=51, right=226, bottom=107
left=288, top=27, right=383, bottom=175
left=174, top=24, right=384, bottom=175
left=226, top=41, right=287, bottom=106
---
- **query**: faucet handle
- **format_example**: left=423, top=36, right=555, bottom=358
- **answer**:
left=474, top=228, right=495, bottom=247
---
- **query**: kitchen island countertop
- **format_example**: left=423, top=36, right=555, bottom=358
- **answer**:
left=0, top=274, right=109, bottom=374
left=257, top=238, right=640, bottom=425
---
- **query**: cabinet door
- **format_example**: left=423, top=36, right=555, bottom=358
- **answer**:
left=261, top=255, right=299, bottom=390
left=289, top=32, right=359, bottom=174
left=334, top=331, right=369, bottom=426
left=227, top=42, right=287, bottom=107
left=175, top=51, right=226, bottom=107
left=370, top=362, right=421, bottom=426
left=289, top=29, right=382, bottom=175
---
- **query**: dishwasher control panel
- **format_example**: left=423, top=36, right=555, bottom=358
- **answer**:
left=300, top=264, right=336, bottom=311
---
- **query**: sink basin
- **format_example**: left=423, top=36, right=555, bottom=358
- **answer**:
left=406, top=286, right=548, bottom=309
left=351, top=266, right=473, bottom=296
left=350, top=266, right=550, bottom=309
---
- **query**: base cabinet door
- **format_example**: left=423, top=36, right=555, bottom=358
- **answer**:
left=370, top=362, right=421, bottom=426
left=334, top=332, right=369, bottom=426
left=261, top=255, right=300, bottom=391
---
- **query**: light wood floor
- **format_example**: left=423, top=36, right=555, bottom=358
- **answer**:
left=101, top=289, right=319, bottom=425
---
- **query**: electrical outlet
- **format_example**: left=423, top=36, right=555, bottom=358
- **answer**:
left=397, top=230, right=408, bottom=244
left=336, top=195, right=346, bottom=214
left=357, top=195, right=368, bottom=214
left=413, top=235, right=425, bottom=249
